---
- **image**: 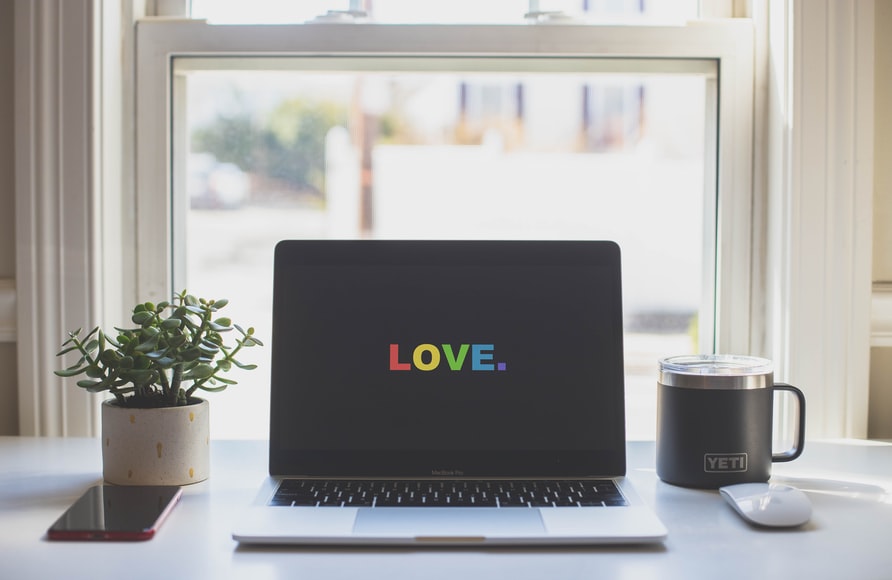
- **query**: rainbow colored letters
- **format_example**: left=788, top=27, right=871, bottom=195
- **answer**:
left=389, top=343, right=507, bottom=372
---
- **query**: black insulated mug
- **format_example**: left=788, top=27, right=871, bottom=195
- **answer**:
left=656, top=355, right=806, bottom=489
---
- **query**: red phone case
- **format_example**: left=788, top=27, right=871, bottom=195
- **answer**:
left=47, top=486, right=182, bottom=542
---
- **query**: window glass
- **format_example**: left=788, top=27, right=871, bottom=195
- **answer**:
left=190, top=0, right=699, bottom=25
left=177, top=62, right=711, bottom=440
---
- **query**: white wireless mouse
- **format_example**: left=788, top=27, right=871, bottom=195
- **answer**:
left=719, top=483, right=812, bottom=528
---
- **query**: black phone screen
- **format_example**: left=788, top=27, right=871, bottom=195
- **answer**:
left=47, top=485, right=182, bottom=541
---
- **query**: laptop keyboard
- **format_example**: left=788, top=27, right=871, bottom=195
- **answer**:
left=270, top=479, right=628, bottom=508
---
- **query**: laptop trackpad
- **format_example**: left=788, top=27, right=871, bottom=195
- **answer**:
left=353, top=508, right=545, bottom=539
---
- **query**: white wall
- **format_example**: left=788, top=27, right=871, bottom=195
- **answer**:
left=875, top=1, right=892, bottom=283
left=0, top=0, right=18, bottom=436
left=869, top=0, right=892, bottom=439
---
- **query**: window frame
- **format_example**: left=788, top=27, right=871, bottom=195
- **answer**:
left=135, top=20, right=755, bottom=356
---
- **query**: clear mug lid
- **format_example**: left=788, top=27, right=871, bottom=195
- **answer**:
left=659, top=355, right=773, bottom=389
left=659, top=354, right=773, bottom=375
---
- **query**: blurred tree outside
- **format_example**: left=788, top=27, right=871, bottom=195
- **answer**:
left=192, top=97, right=348, bottom=202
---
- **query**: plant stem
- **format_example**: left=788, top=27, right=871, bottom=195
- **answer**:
left=169, top=366, right=183, bottom=404
left=158, top=367, right=170, bottom=398
left=193, top=305, right=212, bottom=347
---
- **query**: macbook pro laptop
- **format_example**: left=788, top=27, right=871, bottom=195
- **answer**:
left=232, top=240, right=667, bottom=545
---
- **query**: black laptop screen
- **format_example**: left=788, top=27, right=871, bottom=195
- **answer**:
left=269, top=241, right=627, bottom=477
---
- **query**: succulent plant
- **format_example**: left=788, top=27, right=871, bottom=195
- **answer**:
left=55, top=290, right=262, bottom=407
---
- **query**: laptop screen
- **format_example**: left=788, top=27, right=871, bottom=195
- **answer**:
left=269, top=240, right=627, bottom=477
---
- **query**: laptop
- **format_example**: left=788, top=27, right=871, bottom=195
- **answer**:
left=232, top=240, right=667, bottom=545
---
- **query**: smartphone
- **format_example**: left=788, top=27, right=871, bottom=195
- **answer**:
left=47, top=485, right=182, bottom=541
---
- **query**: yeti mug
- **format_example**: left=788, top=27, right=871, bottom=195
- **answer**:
left=656, top=355, right=806, bottom=488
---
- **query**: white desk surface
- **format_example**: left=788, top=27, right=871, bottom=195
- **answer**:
left=1, top=437, right=891, bottom=580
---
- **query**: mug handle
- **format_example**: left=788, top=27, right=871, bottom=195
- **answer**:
left=772, top=383, right=806, bottom=462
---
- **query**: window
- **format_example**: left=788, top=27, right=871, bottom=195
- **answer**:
left=136, top=18, right=754, bottom=440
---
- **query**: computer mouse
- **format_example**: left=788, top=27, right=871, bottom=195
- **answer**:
left=719, top=482, right=812, bottom=528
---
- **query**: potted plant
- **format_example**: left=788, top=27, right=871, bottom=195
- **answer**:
left=55, top=290, right=262, bottom=485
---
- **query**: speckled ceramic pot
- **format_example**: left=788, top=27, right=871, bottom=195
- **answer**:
left=101, top=398, right=210, bottom=485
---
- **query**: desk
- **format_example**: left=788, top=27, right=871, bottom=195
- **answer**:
left=1, top=437, right=891, bottom=580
